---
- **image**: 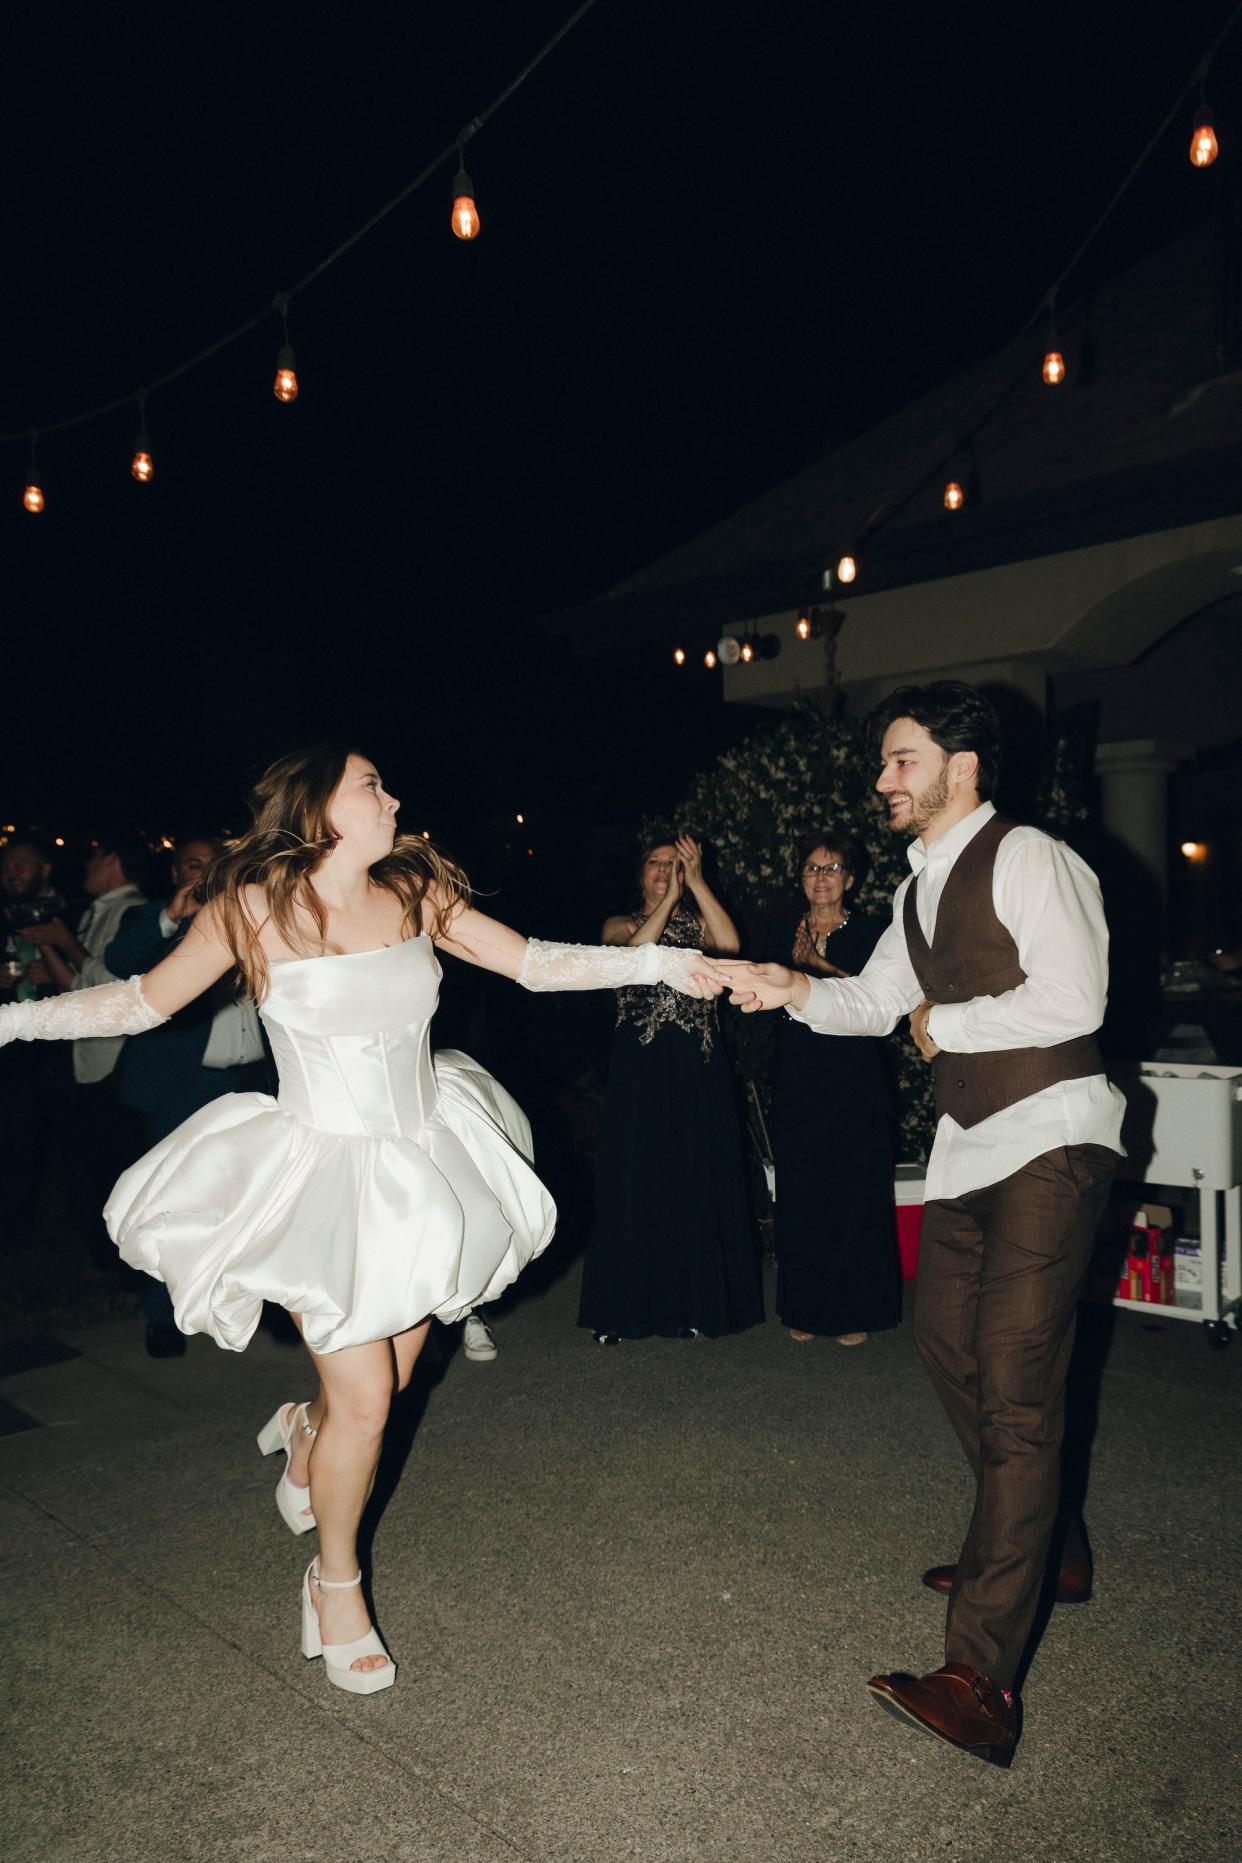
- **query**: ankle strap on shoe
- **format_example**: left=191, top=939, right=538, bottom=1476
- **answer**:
left=296, top=1401, right=318, bottom=1441
left=312, top=1566, right=361, bottom=1590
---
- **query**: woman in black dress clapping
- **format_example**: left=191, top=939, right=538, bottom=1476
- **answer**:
left=764, top=832, right=901, bottom=1347
left=579, top=834, right=763, bottom=1343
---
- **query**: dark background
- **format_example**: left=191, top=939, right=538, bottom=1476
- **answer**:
left=3, top=0, right=1237, bottom=904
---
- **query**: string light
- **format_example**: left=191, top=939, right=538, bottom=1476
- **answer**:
left=22, top=434, right=44, bottom=513
left=944, top=480, right=964, bottom=511
left=1189, top=60, right=1219, bottom=168
left=1041, top=286, right=1066, bottom=385
left=739, top=638, right=755, bottom=663
left=704, top=648, right=717, bottom=668
left=130, top=389, right=153, bottom=484
left=1190, top=111, right=1219, bottom=167
left=796, top=607, right=811, bottom=640
left=273, top=294, right=299, bottom=403
left=673, top=647, right=686, bottom=665
left=451, top=152, right=480, bottom=240
left=836, top=554, right=857, bottom=585
left=516, top=812, right=525, bottom=823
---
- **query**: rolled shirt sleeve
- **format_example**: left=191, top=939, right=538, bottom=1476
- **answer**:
left=925, top=831, right=1109, bottom=1054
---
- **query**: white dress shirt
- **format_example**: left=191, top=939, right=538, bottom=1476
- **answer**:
left=788, top=801, right=1125, bottom=1200
left=72, top=883, right=148, bottom=1084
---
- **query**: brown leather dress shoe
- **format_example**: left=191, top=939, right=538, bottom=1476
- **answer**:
left=866, top=1664, right=1018, bottom=1766
left=921, top=1561, right=1092, bottom=1605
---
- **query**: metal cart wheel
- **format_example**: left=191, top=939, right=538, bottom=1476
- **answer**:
left=1204, top=1319, right=1233, bottom=1350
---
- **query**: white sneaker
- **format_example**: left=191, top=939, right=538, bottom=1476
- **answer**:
left=463, top=1314, right=498, bottom=1360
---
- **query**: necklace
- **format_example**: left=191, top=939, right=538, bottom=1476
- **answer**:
left=802, top=911, right=849, bottom=959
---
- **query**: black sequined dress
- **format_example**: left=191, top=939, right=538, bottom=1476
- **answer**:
left=578, top=905, right=763, bottom=1338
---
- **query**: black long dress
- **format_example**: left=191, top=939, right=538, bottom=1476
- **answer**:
left=765, top=913, right=902, bottom=1336
left=579, top=905, right=764, bottom=1338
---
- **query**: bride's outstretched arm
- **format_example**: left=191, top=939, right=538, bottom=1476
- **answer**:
left=431, top=898, right=723, bottom=998
left=0, top=902, right=239, bottom=1044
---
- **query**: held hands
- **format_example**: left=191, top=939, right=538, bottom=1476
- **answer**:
left=909, top=999, right=940, bottom=1061
left=701, top=959, right=811, bottom=1014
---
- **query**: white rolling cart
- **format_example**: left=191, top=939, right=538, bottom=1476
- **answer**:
left=1111, top=1062, right=1242, bottom=1348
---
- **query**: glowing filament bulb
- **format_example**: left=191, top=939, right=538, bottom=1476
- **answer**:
left=22, top=482, right=44, bottom=513
left=131, top=440, right=154, bottom=484
left=673, top=647, right=686, bottom=665
left=704, top=649, right=718, bottom=669
left=1042, top=350, right=1065, bottom=386
left=1190, top=120, right=1218, bottom=168
left=944, top=480, right=964, bottom=511
left=836, top=555, right=857, bottom=584
left=740, top=640, right=755, bottom=663
left=274, top=344, right=299, bottom=403
left=451, top=169, right=480, bottom=240
left=796, top=609, right=811, bottom=640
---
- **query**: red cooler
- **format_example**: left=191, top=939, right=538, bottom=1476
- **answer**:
left=894, top=1168, right=926, bottom=1281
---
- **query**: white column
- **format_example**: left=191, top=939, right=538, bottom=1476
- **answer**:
left=1093, top=738, right=1193, bottom=898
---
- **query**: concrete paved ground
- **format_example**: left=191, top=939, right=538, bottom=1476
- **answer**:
left=2, top=1259, right=1239, bottom=1863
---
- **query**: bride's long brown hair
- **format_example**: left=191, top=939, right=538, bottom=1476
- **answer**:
left=203, top=744, right=470, bottom=1000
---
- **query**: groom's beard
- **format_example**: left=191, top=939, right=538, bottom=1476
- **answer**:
left=890, top=765, right=952, bottom=837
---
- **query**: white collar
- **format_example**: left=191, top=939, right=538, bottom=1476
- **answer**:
left=906, top=800, right=995, bottom=876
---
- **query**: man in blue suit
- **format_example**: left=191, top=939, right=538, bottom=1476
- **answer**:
left=106, top=835, right=272, bottom=1356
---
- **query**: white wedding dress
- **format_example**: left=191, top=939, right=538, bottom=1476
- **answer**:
left=105, top=936, right=557, bottom=1354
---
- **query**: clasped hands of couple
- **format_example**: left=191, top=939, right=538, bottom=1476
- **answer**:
left=687, top=957, right=941, bottom=1062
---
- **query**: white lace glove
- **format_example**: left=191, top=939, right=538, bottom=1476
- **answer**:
left=517, top=937, right=710, bottom=996
left=0, top=975, right=167, bottom=1046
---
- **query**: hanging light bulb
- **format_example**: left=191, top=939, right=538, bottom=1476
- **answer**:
left=1190, top=107, right=1218, bottom=168
left=272, top=293, right=298, bottom=402
left=944, top=480, right=964, bottom=511
left=451, top=150, right=480, bottom=240
left=704, top=648, right=718, bottom=669
left=22, top=434, right=43, bottom=512
left=836, top=554, right=857, bottom=585
left=274, top=345, right=298, bottom=402
left=130, top=389, right=153, bottom=483
left=1041, top=287, right=1065, bottom=386
left=673, top=647, right=686, bottom=665
left=739, top=639, right=755, bottom=663
left=796, top=607, right=811, bottom=640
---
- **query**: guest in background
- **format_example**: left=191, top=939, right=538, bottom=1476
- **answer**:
left=764, top=833, right=901, bottom=1347
left=0, top=837, right=72, bottom=1251
left=106, top=835, right=273, bottom=1357
left=579, top=833, right=762, bottom=1343
left=35, top=835, right=151, bottom=1261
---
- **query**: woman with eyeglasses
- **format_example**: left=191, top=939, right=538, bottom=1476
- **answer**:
left=764, top=833, right=901, bottom=1346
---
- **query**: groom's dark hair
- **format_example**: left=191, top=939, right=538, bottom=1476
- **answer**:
left=869, top=681, right=1003, bottom=801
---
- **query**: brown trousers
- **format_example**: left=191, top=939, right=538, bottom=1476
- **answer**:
left=913, top=1144, right=1116, bottom=1685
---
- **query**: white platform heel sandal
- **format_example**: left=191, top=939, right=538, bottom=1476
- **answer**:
left=301, top=1559, right=396, bottom=1696
left=256, top=1401, right=318, bottom=1535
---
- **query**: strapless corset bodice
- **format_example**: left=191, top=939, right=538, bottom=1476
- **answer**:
left=260, top=937, right=440, bottom=1138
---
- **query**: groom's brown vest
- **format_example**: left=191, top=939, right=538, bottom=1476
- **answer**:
left=903, top=813, right=1104, bottom=1129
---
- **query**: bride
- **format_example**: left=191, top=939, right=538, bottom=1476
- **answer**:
left=0, top=745, right=720, bottom=1695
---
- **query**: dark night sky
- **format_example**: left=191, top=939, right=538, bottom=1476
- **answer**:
left=3, top=0, right=1237, bottom=874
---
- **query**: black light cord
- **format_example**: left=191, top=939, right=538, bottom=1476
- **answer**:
left=1, top=0, right=599, bottom=446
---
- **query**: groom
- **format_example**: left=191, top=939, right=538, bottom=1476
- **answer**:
left=714, top=681, right=1124, bottom=1766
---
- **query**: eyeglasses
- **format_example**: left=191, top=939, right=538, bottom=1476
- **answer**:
left=803, top=861, right=844, bottom=876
